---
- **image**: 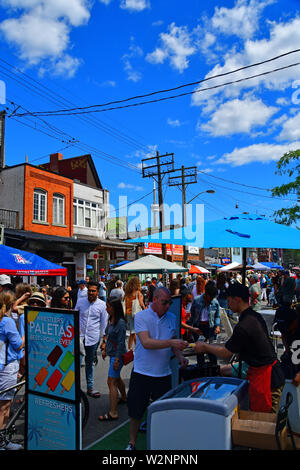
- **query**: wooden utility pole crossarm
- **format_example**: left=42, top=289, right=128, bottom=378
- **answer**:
left=142, top=151, right=175, bottom=259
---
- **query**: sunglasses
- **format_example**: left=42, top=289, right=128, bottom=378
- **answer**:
left=160, top=299, right=173, bottom=306
left=62, top=296, right=70, bottom=300
left=28, top=301, right=45, bottom=307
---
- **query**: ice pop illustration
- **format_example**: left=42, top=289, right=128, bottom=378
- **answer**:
left=60, top=325, right=74, bottom=348
left=33, top=367, right=48, bottom=389
left=46, top=345, right=63, bottom=368
left=27, top=310, right=39, bottom=323
left=60, top=370, right=75, bottom=395
left=46, top=369, right=62, bottom=393
left=59, top=351, right=74, bottom=373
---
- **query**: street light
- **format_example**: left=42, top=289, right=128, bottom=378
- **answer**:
left=186, top=189, right=215, bottom=204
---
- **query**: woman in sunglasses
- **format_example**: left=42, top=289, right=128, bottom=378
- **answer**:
left=98, top=296, right=127, bottom=422
left=50, top=287, right=71, bottom=309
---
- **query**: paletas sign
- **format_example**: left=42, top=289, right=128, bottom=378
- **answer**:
left=24, top=307, right=81, bottom=450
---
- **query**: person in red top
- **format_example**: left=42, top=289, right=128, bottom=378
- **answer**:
left=194, top=283, right=285, bottom=413
left=180, top=290, right=201, bottom=340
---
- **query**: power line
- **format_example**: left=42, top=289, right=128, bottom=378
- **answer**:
left=0, top=57, right=151, bottom=153
left=196, top=174, right=298, bottom=202
left=197, top=170, right=272, bottom=192
left=15, top=48, right=300, bottom=117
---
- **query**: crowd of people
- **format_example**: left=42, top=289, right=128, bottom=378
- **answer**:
left=0, top=266, right=299, bottom=451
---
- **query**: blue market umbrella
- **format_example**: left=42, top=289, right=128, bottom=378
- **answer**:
left=125, top=214, right=300, bottom=283
left=125, top=214, right=300, bottom=249
left=0, top=244, right=67, bottom=276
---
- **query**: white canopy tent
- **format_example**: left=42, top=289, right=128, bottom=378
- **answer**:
left=110, top=254, right=186, bottom=274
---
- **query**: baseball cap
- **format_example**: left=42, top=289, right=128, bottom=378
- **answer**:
left=78, top=279, right=87, bottom=285
left=28, top=292, right=46, bottom=306
left=0, top=274, right=11, bottom=286
left=250, top=273, right=259, bottom=282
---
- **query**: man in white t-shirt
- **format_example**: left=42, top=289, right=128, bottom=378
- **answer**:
left=126, top=287, right=188, bottom=451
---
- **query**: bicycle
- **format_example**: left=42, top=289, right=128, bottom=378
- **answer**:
left=0, top=377, right=90, bottom=449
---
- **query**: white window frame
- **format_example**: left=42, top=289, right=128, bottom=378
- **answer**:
left=53, top=193, right=65, bottom=225
left=33, top=188, right=47, bottom=223
left=73, top=198, right=103, bottom=229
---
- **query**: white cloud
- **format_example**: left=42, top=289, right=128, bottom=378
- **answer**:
left=211, top=0, right=275, bottom=40
left=0, top=0, right=91, bottom=75
left=120, top=0, right=150, bottom=12
left=277, top=112, right=300, bottom=142
left=146, top=22, right=196, bottom=73
left=216, top=141, right=300, bottom=166
left=122, top=39, right=144, bottom=82
left=192, top=17, right=300, bottom=109
left=118, top=182, right=143, bottom=190
left=200, top=98, right=278, bottom=136
left=167, top=118, right=182, bottom=127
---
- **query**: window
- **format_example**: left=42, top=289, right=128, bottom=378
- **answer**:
left=53, top=193, right=65, bottom=225
left=33, top=189, right=47, bottom=222
left=73, top=198, right=103, bottom=229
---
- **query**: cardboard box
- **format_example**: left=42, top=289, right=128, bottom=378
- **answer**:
left=231, top=410, right=292, bottom=450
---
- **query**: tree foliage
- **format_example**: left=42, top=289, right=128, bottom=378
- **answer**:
left=271, top=150, right=300, bottom=227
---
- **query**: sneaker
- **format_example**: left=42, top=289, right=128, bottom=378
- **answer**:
left=0, top=440, right=23, bottom=450
left=125, top=442, right=136, bottom=451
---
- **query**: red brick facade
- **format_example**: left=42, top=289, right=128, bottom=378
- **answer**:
left=23, top=165, right=73, bottom=237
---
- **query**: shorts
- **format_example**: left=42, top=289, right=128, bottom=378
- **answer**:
left=0, top=360, right=19, bottom=400
left=127, top=371, right=172, bottom=420
left=108, top=356, right=123, bottom=379
left=126, top=314, right=135, bottom=334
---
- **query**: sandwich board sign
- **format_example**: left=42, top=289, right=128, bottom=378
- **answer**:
left=24, top=306, right=81, bottom=450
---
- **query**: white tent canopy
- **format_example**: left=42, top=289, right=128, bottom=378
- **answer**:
left=110, top=255, right=186, bottom=274
left=218, top=262, right=241, bottom=272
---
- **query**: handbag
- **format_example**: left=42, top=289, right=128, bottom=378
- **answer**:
left=131, top=292, right=143, bottom=318
left=122, top=349, right=134, bottom=365
left=111, top=340, right=134, bottom=366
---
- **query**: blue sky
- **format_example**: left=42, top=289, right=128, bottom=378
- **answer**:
left=0, top=0, right=299, bottom=229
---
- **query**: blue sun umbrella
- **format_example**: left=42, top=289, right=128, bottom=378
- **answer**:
left=125, top=214, right=300, bottom=249
left=0, top=244, right=67, bottom=276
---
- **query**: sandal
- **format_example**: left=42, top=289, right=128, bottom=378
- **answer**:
left=98, top=412, right=118, bottom=421
left=87, top=390, right=101, bottom=398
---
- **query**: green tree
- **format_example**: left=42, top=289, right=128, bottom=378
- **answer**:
left=271, top=149, right=300, bottom=227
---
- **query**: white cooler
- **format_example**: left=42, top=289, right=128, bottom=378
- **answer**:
left=147, top=377, right=249, bottom=450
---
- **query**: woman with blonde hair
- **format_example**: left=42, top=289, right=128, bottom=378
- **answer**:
left=0, top=291, right=24, bottom=450
left=192, top=275, right=206, bottom=299
left=124, top=276, right=145, bottom=350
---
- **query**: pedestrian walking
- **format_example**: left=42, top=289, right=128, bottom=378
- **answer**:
left=0, top=291, right=24, bottom=450
left=98, top=297, right=127, bottom=421
left=249, top=274, right=262, bottom=311
left=50, top=287, right=71, bottom=309
left=75, top=281, right=108, bottom=398
left=124, top=277, right=145, bottom=351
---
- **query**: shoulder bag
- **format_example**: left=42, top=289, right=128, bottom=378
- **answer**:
left=131, top=292, right=143, bottom=318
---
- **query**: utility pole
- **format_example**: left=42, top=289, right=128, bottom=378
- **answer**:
left=0, top=110, right=6, bottom=170
left=168, top=165, right=197, bottom=267
left=142, top=151, right=175, bottom=259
